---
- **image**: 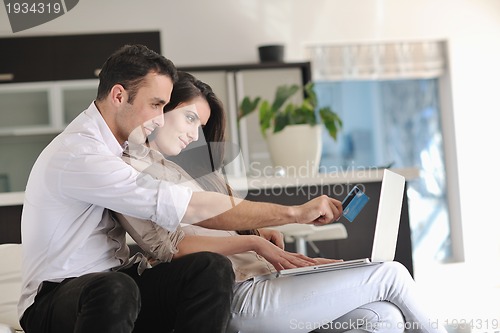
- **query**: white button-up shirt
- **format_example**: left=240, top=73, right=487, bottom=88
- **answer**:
left=18, top=102, right=192, bottom=318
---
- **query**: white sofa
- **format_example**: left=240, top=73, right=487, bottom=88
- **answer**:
left=0, top=237, right=137, bottom=333
left=0, top=244, right=23, bottom=333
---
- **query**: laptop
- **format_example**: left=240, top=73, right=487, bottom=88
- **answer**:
left=264, top=169, right=406, bottom=279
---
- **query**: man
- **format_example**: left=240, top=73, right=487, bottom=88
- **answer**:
left=19, top=44, right=342, bottom=333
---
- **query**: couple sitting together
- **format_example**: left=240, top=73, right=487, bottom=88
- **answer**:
left=19, top=44, right=446, bottom=333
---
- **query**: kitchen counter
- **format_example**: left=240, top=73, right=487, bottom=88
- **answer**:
left=0, top=167, right=419, bottom=207
left=230, top=167, right=418, bottom=191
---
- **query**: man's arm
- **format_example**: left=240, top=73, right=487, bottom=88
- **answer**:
left=182, top=192, right=343, bottom=231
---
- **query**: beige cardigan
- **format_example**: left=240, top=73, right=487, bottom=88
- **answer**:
left=113, top=143, right=275, bottom=281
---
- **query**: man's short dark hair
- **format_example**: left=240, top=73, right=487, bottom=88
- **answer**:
left=96, top=44, right=178, bottom=103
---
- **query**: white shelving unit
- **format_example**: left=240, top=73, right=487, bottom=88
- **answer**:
left=0, top=79, right=98, bottom=135
left=0, top=79, right=98, bottom=192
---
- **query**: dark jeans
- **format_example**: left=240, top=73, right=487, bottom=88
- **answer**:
left=21, top=252, right=235, bottom=333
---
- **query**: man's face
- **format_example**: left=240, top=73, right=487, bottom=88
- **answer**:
left=118, top=72, right=174, bottom=144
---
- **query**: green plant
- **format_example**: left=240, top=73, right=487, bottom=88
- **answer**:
left=238, top=82, right=343, bottom=140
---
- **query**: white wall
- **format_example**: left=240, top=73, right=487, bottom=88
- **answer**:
left=2, top=0, right=500, bottom=275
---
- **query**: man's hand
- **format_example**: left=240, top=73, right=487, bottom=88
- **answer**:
left=293, top=195, right=343, bottom=225
left=192, top=193, right=342, bottom=231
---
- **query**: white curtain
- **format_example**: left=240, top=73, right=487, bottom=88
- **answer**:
left=305, top=41, right=446, bottom=81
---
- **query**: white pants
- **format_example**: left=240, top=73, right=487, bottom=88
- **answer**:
left=227, top=262, right=446, bottom=333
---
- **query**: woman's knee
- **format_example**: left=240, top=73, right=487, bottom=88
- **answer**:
left=385, top=261, right=411, bottom=275
left=379, top=261, right=414, bottom=285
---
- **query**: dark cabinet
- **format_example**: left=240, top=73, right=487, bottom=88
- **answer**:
left=52, top=31, right=161, bottom=81
left=246, top=180, right=414, bottom=277
left=0, top=31, right=161, bottom=84
left=0, top=205, right=22, bottom=244
left=0, top=37, right=56, bottom=83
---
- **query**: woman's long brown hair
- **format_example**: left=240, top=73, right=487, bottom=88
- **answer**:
left=164, top=72, right=258, bottom=236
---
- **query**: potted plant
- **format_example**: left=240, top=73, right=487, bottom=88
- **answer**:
left=239, top=82, right=342, bottom=175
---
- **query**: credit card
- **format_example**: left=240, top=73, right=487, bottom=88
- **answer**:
left=342, top=186, right=369, bottom=222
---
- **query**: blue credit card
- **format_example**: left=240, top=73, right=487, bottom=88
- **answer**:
left=342, top=186, right=370, bottom=222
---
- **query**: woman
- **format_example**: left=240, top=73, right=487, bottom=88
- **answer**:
left=115, top=72, right=446, bottom=333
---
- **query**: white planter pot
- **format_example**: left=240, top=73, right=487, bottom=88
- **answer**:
left=266, top=124, right=322, bottom=176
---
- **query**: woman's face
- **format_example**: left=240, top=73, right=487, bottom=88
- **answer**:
left=149, top=96, right=211, bottom=156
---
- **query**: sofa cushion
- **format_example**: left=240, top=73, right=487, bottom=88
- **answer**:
left=0, top=323, right=17, bottom=333
left=0, top=244, right=22, bottom=331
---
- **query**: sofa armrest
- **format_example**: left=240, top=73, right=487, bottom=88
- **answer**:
left=0, top=244, right=23, bottom=331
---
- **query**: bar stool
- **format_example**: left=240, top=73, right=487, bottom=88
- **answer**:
left=269, top=223, right=348, bottom=255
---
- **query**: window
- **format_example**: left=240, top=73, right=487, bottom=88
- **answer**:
left=315, top=79, right=452, bottom=265
left=306, top=40, right=462, bottom=269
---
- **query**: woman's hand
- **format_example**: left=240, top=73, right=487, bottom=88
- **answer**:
left=256, top=228, right=285, bottom=249
left=310, top=257, right=343, bottom=265
left=250, top=236, right=319, bottom=271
